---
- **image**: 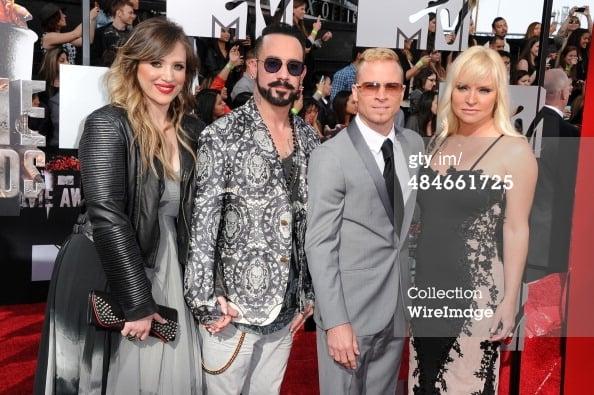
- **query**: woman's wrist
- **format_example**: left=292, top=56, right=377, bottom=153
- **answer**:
left=502, top=290, right=520, bottom=305
left=290, top=107, right=299, bottom=115
left=225, top=62, right=234, bottom=70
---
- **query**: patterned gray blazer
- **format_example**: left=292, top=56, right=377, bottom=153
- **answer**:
left=185, top=98, right=319, bottom=326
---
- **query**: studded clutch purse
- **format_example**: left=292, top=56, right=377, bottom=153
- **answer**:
left=87, top=290, right=179, bottom=343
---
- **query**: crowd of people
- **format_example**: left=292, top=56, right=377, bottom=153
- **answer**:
left=21, top=1, right=586, bottom=394
left=29, top=1, right=590, bottom=149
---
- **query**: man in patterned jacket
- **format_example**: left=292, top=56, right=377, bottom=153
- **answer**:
left=185, top=23, right=319, bottom=394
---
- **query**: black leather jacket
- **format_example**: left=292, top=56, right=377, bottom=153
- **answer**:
left=79, top=105, right=205, bottom=321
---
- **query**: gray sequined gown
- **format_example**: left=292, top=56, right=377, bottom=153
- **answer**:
left=106, top=175, right=202, bottom=394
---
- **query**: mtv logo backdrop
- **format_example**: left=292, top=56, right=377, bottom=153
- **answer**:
left=357, top=0, right=471, bottom=51
left=167, top=0, right=293, bottom=39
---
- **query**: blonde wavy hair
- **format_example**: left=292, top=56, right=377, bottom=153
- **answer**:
left=106, top=17, right=198, bottom=179
left=434, top=46, right=522, bottom=147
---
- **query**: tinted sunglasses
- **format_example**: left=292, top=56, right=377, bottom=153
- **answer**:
left=355, top=82, right=405, bottom=95
left=258, top=57, right=305, bottom=76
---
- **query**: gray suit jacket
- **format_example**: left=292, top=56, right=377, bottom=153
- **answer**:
left=305, top=122, right=424, bottom=337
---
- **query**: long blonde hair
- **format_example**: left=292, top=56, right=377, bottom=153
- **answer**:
left=435, top=46, right=521, bottom=146
left=107, top=17, right=198, bottom=179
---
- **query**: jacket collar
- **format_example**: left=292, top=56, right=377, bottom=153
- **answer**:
left=245, top=98, right=308, bottom=195
left=346, top=121, right=395, bottom=227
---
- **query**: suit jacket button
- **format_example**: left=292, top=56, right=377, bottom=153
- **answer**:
left=280, top=255, right=289, bottom=263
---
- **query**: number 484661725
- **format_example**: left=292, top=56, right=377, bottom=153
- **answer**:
left=408, top=174, right=514, bottom=191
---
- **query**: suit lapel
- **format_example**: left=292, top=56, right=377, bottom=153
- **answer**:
left=395, top=127, right=417, bottom=181
left=346, top=123, right=395, bottom=227
left=395, top=127, right=419, bottom=243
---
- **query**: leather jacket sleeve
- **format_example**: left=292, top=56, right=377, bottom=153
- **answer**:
left=79, top=107, right=158, bottom=321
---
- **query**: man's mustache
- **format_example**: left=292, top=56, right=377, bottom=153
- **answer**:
left=268, top=80, right=296, bottom=90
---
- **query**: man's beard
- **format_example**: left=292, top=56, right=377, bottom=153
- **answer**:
left=256, top=77, right=299, bottom=107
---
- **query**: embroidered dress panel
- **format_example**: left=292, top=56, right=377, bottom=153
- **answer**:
left=409, top=136, right=505, bottom=394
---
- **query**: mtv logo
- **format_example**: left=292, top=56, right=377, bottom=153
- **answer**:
left=253, top=0, right=293, bottom=38
left=357, top=0, right=471, bottom=51
left=509, top=85, right=545, bottom=137
left=167, top=0, right=249, bottom=39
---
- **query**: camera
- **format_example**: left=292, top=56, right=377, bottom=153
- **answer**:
left=575, top=7, right=586, bottom=13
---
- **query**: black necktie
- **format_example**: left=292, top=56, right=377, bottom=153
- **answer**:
left=381, top=139, right=404, bottom=235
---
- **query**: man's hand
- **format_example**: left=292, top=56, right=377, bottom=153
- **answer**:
left=204, top=296, right=239, bottom=334
left=289, top=304, right=314, bottom=336
left=326, top=323, right=360, bottom=370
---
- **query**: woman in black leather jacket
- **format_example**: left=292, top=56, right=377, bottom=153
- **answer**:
left=34, top=18, right=205, bottom=394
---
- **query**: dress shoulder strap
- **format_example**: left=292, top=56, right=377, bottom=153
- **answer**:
left=469, top=135, right=504, bottom=171
left=428, top=136, right=449, bottom=155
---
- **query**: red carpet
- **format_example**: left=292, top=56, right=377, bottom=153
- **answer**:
left=0, top=304, right=563, bottom=394
left=0, top=303, right=46, bottom=395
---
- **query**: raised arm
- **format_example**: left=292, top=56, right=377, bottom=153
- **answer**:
left=558, top=7, right=578, bottom=38
left=42, top=26, right=82, bottom=49
left=209, top=45, right=243, bottom=89
left=585, top=6, right=592, bottom=34
left=71, top=5, right=99, bottom=47
left=43, top=6, right=99, bottom=49
left=405, top=55, right=431, bottom=81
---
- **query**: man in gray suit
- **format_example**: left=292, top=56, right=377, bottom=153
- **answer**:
left=305, top=48, right=423, bottom=394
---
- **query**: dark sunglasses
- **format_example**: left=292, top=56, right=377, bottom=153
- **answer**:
left=355, top=82, right=404, bottom=95
left=258, top=57, right=305, bottom=76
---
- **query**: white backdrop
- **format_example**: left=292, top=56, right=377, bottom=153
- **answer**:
left=167, top=0, right=293, bottom=39
left=476, top=0, right=594, bottom=35
left=59, top=64, right=109, bottom=149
